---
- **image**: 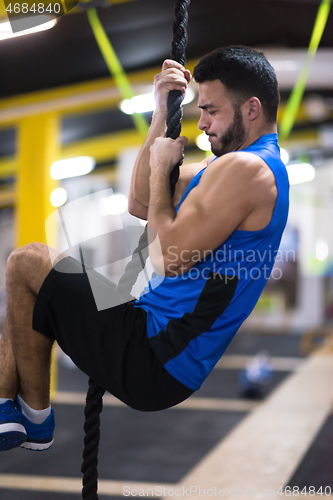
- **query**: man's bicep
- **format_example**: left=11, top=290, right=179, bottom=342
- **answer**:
left=173, top=156, right=214, bottom=208
left=175, top=189, right=245, bottom=252
left=168, top=162, right=257, bottom=270
left=129, top=157, right=212, bottom=218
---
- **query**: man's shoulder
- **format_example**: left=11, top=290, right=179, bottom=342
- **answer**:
left=204, top=151, right=269, bottom=184
left=201, top=150, right=277, bottom=214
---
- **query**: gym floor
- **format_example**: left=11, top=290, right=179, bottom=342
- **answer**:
left=0, top=332, right=332, bottom=500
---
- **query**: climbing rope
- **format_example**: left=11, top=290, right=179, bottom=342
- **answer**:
left=81, top=381, right=105, bottom=500
left=81, top=1, right=191, bottom=498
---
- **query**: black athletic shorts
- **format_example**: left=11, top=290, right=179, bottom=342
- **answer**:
left=32, top=256, right=194, bottom=411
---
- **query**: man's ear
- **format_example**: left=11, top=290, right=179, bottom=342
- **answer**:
left=245, top=97, right=261, bottom=121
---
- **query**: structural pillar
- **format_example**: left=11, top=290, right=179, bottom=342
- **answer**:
left=16, top=113, right=59, bottom=248
left=16, top=113, right=60, bottom=395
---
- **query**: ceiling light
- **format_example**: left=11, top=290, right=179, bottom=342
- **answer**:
left=120, top=92, right=155, bottom=115
left=50, top=157, right=95, bottom=179
left=316, top=240, right=328, bottom=262
left=120, top=88, right=195, bottom=115
left=196, top=133, right=211, bottom=151
left=286, top=163, right=315, bottom=185
left=100, top=194, right=128, bottom=216
left=50, top=187, right=68, bottom=207
left=280, top=148, right=289, bottom=165
left=0, top=16, right=57, bottom=41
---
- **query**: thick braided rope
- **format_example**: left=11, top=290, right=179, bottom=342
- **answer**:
left=115, top=228, right=149, bottom=300
left=81, top=2, right=190, bottom=498
left=81, top=380, right=106, bottom=500
left=167, top=0, right=190, bottom=141
left=114, top=0, right=191, bottom=297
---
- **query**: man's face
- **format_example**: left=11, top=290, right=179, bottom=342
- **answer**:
left=197, top=80, right=246, bottom=157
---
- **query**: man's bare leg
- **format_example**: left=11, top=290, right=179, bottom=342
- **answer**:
left=0, top=242, right=68, bottom=451
left=0, top=320, right=18, bottom=399
left=0, top=242, right=67, bottom=409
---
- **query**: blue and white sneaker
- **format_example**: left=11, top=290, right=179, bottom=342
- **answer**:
left=15, top=398, right=55, bottom=451
left=0, top=399, right=27, bottom=452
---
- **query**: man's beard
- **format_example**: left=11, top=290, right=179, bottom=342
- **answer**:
left=209, top=106, right=246, bottom=157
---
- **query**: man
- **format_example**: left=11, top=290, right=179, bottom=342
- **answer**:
left=0, top=46, right=289, bottom=452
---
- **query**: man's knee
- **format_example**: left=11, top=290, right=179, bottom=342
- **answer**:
left=19, top=242, right=50, bottom=257
left=8, top=243, right=48, bottom=261
left=7, top=244, right=47, bottom=266
left=6, top=244, right=53, bottom=295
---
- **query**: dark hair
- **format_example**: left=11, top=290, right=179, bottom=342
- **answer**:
left=193, top=46, right=280, bottom=123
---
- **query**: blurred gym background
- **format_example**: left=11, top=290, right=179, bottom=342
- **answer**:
left=0, top=1, right=332, bottom=499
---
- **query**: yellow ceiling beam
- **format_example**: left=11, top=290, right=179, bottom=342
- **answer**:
left=0, top=59, right=322, bottom=131
left=61, top=128, right=147, bottom=163
left=279, top=128, right=320, bottom=149
left=0, top=156, right=16, bottom=177
left=0, top=118, right=201, bottom=179
left=0, top=78, right=147, bottom=126
left=0, top=61, right=199, bottom=125
left=0, top=189, right=16, bottom=207
left=0, top=121, right=320, bottom=181
left=59, top=118, right=201, bottom=162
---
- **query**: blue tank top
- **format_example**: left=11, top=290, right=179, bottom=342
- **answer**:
left=135, top=133, right=289, bottom=391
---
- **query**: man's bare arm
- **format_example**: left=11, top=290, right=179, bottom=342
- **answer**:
left=128, top=110, right=168, bottom=220
left=148, top=138, right=277, bottom=276
left=128, top=60, right=191, bottom=220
